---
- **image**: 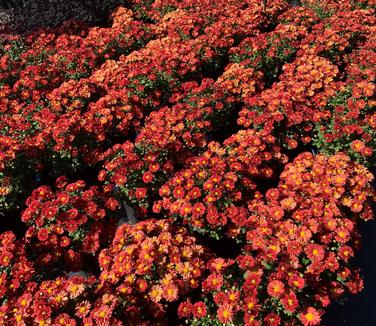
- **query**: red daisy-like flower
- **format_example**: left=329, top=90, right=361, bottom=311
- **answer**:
left=37, top=228, right=49, bottom=242
left=178, top=300, right=193, bottom=318
left=267, top=280, right=285, bottom=298
left=217, top=303, right=234, bottom=324
left=281, top=291, right=298, bottom=313
left=192, top=301, right=207, bottom=318
left=299, top=307, right=321, bottom=326
left=163, top=283, right=179, bottom=302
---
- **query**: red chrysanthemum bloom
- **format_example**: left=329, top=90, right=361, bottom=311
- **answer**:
left=37, top=228, right=49, bottom=242
left=267, top=280, right=285, bottom=298
left=299, top=307, right=321, bottom=326
left=178, top=300, right=193, bottom=318
left=281, top=291, right=298, bottom=313
left=350, top=140, right=365, bottom=152
left=163, top=284, right=179, bottom=302
left=192, top=301, right=207, bottom=318
left=264, top=313, right=281, bottom=326
left=135, top=187, right=147, bottom=199
left=217, top=303, right=234, bottom=324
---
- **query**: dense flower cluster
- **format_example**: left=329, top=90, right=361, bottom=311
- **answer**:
left=238, top=54, right=340, bottom=144
left=0, top=0, right=376, bottom=325
left=0, top=0, right=291, bottom=212
left=0, top=8, right=156, bottom=211
left=179, top=153, right=374, bottom=325
left=155, top=130, right=287, bottom=238
left=0, top=232, right=35, bottom=302
left=237, top=6, right=376, bottom=165
left=21, top=178, right=120, bottom=271
left=99, top=141, right=176, bottom=214
left=98, top=219, right=210, bottom=323
left=0, top=273, right=100, bottom=325
left=313, top=34, right=376, bottom=167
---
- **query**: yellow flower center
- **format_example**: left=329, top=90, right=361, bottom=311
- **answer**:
left=223, top=310, right=230, bottom=318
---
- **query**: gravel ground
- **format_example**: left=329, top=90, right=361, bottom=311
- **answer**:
left=0, top=0, right=127, bottom=33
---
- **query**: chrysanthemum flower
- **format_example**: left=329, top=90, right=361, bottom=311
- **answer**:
left=217, top=303, right=234, bottom=324
left=299, top=307, right=321, bottom=326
